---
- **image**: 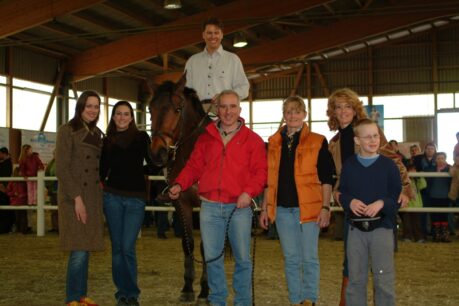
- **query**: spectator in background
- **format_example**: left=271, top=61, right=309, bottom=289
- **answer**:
left=449, top=155, right=459, bottom=237
left=429, top=152, right=452, bottom=242
left=0, top=146, right=14, bottom=233
left=0, top=147, right=12, bottom=181
left=56, top=90, right=104, bottom=306
left=45, top=150, right=58, bottom=233
left=388, top=140, right=409, bottom=166
left=0, top=146, right=13, bottom=205
left=413, top=142, right=437, bottom=237
left=401, top=157, right=426, bottom=243
left=19, top=144, right=44, bottom=205
left=453, top=131, right=459, bottom=159
left=6, top=167, right=29, bottom=234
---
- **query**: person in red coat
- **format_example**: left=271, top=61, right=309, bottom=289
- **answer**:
left=169, top=90, right=267, bottom=306
left=18, top=144, right=44, bottom=205
left=6, top=167, right=29, bottom=234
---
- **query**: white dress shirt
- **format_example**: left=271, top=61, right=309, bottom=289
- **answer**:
left=185, top=45, right=250, bottom=101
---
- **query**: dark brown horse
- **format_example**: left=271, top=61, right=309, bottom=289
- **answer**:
left=149, top=76, right=212, bottom=305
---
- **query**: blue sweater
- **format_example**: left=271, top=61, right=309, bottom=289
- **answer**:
left=339, top=155, right=402, bottom=229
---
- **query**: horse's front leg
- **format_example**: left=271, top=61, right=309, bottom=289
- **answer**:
left=176, top=199, right=196, bottom=303
left=196, top=241, right=209, bottom=305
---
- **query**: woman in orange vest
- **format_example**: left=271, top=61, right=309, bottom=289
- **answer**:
left=259, top=96, right=334, bottom=306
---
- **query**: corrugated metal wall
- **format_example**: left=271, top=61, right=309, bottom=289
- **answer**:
left=254, top=25, right=459, bottom=100
left=0, top=48, right=5, bottom=75
left=74, top=76, right=140, bottom=103
left=0, top=47, right=142, bottom=102
left=10, top=47, right=59, bottom=85
left=438, top=25, right=459, bottom=93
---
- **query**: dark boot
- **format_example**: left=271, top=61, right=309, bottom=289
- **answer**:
left=432, top=223, right=441, bottom=242
left=440, top=223, right=451, bottom=243
left=339, top=276, right=348, bottom=306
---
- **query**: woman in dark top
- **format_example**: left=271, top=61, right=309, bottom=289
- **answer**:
left=100, top=101, right=153, bottom=306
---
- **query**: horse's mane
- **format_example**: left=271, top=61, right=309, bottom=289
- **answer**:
left=153, top=81, right=207, bottom=118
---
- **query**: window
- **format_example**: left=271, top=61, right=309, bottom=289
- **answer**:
left=12, top=78, right=57, bottom=132
left=382, top=119, right=403, bottom=143
left=373, top=94, right=434, bottom=117
left=0, top=76, right=6, bottom=127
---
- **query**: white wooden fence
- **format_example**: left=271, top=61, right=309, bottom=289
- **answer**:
left=0, top=171, right=458, bottom=236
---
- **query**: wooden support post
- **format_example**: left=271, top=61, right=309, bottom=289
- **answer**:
left=313, top=63, right=329, bottom=97
left=278, top=65, right=305, bottom=129
left=5, top=47, right=13, bottom=128
left=40, top=61, right=67, bottom=131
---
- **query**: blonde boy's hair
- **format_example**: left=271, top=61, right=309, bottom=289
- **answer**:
left=353, top=118, right=378, bottom=136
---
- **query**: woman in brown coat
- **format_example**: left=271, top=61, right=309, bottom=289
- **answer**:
left=56, top=90, right=104, bottom=306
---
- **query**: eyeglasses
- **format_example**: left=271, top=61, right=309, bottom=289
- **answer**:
left=358, top=134, right=380, bottom=141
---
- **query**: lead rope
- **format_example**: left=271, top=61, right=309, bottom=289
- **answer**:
left=171, top=194, right=258, bottom=306
left=174, top=198, right=237, bottom=264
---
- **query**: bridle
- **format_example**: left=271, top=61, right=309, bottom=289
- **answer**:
left=151, top=91, right=210, bottom=164
left=151, top=91, right=186, bottom=162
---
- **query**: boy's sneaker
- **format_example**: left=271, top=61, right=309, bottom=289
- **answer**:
left=116, top=297, right=129, bottom=306
left=80, top=297, right=98, bottom=306
left=127, top=297, right=140, bottom=306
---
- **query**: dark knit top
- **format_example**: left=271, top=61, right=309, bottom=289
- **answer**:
left=339, top=155, right=402, bottom=229
left=338, top=124, right=355, bottom=165
left=100, top=130, right=153, bottom=199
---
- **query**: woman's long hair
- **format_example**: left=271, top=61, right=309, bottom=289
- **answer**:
left=18, top=144, right=31, bottom=164
left=106, top=101, right=138, bottom=137
left=69, top=90, right=101, bottom=130
left=326, top=88, right=368, bottom=131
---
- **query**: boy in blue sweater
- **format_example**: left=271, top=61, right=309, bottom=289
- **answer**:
left=339, top=118, right=402, bottom=306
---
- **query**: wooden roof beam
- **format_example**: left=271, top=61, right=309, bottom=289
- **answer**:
left=100, top=1, right=158, bottom=27
left=68, top=0, right=333, bottom=81
left=238, top=0, right=459, bottom=70
left=0, top=0, right=104, bottom=39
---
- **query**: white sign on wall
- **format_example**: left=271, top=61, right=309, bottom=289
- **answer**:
left=21, top=130, right=56, bottom=164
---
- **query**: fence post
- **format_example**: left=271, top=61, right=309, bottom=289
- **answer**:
left=36, top=170, right=45, bottom=237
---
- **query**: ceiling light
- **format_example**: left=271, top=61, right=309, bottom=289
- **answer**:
left=164, top=0, right=181, bottom=9
left=233, top=32, right=247, bottom=48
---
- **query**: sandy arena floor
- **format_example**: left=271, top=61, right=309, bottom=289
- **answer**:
left=0, top=225, right=458, bottom=306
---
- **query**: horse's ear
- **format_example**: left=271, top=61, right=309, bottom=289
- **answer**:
left=175, top=72, right=187, bottom=93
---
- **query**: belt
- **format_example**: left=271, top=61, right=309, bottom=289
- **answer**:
left=349, top=216, right=382, bottom=232
left=201, top=99, right=213, bottom=104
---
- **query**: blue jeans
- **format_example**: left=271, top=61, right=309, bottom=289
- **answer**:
left=200, top=201, right=252, bottom=306
left=66, top=251, right=89, bottom=303
left=275, top=206, right=320, bottom=304
left=104, top=192, right=145, bottom=301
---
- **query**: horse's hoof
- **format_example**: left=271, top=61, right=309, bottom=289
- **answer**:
left=195, top=297, right=209, bottom=306
left=179, top=292, right=195, bottom=303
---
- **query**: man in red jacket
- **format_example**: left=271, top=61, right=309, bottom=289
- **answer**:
left=169, top=90, right=267, bottom=306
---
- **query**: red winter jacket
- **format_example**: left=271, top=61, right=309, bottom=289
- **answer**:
left=174, top=119, right=267, bottom=203
left=19, top=153, right=44, bottom=177
left=6, top=181, right=27, bottom=206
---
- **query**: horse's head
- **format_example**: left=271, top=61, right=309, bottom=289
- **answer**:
left=149, top=75, right=207, bottom=167
left=149, top=76, right=186, bottom=167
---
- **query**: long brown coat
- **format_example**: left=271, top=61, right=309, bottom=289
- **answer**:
left=55, top=123, right=104, bottom=251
